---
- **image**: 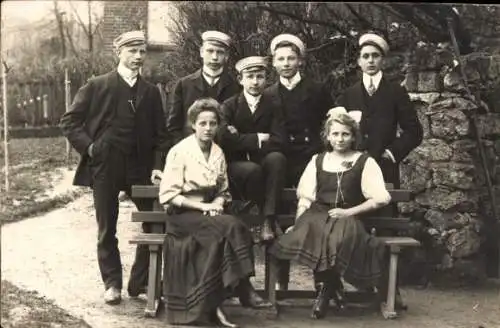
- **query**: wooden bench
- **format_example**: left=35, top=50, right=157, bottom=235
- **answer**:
left=129, top=184, right=420, bottom=319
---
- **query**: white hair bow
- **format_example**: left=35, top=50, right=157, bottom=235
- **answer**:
left=327, top=107, right=362, bottom=123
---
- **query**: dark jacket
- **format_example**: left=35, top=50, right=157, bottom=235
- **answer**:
left=265, top=77, right=334, bottom=156
left=336, top=76, right=423, bottom=187
left=60, top=71, right=170, bottom=187
left=219, top=91, right=286, bottom=163
left=166, top=68, right=241, bottom=145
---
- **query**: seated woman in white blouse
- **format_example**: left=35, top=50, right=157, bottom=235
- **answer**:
left=270, top=107, right=391, bottom=320
left=159, top=98, right=269, bottom=328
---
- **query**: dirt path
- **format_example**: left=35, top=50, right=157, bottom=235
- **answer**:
left=2, top=192, right=500, bottom=328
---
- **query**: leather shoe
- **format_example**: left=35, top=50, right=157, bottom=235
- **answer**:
left=210, top=307, right=239, bottom=328
left=311, top=282, right=330, bottom=319
left=127, top=285, right=147, bottom=298
left=238, top=281, right=272, bottom=308
left=260, top=219, right=275, bottom=242
left=104, top=287, right=122, bottom=305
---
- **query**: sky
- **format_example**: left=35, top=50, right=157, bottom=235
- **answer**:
left=1, top=0, right=174, bottom=53
left=2, top=0, right=103, bottom=28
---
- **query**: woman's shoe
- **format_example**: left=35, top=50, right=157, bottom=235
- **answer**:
left=211, top=307, right=239, bottom=328
left=237, top=279, right=272, bottom=308
left=311, top=282, right=330, bottom=319
left=331, top=286, right=347, bottom=311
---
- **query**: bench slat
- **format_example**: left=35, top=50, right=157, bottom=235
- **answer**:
left=132, top=185, right=413, bottom=202
left=378, top=236, right=420, bottom=247
left=132, top=212, right=414, bottom=230
left=129, top=233, right=165, bottom=245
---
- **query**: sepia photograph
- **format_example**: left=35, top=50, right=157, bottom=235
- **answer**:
left=1, top=1, right=499, bottom=327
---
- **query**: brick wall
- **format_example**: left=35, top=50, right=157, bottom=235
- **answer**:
left=101, top=1, right=149, bottom=54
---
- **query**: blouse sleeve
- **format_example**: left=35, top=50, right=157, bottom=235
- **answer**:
left=158, top=146, right=187, bottom=205
left=296, top=155, right=318, bottom=210
left=213, top=155, right=232, bottom=205
left=361, top=157, right=391, bottom=204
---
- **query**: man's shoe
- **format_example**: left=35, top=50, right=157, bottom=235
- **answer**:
left=127, top=285, right=147, bottom=298
left=104, top=287, right=122, bottom=305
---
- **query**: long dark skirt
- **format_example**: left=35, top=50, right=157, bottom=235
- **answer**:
left=163, top=210, right=255, bottom=325
left=270, top=203, right=385, bottom=288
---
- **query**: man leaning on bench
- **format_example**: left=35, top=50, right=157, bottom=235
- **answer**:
left=61, top=28, right=423, bottom=327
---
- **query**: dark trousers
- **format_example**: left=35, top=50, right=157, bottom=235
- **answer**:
left=227, top=152, right=286, bottom=217
left=90, top=142, right=153, bottom=290
left=285, top=146, right=318, bottom=188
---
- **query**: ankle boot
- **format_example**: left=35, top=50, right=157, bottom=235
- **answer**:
left=311, top=282, right=330, bottom=319
left=330, top=274, right=346, bottom=311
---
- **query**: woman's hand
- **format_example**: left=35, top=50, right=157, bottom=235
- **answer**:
left=328, top=208, right=352, bottom=219
left=202, top=203, right=224, bottom=216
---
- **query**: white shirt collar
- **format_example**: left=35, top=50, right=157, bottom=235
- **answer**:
left=280, top=72, right=302, bottom=90
left=117, top=63, right=139, bottom=86
left=202, top=66, right=223, bottom=85
left=363, top=71, right=383, bottom=91
left=243, top=90, right=261, bottom=113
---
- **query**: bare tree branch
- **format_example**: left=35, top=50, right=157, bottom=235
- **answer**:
left=256, top=3, right=350, bottom=36
left=64, top=24, right=80, bottom=58
left=68, top=0, right=90, bottom=35
left=345, top=4, right=378, bottom=32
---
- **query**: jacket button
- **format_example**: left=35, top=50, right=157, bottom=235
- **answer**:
left=364, top=134, right=368, bottom=138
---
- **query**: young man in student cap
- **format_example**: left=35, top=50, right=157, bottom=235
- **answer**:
left=166, top=30, right=241, bottom=146
left=335, top=31, right=423, bottom=310
left=60, top=30, right=170, bottom=305
left=219, top=56, right=287, bottom=243
left=266, top=33, right=335, bottom=188
left=266, top=33, right=335, bottom=291
left=336, top=31, right=423, bottom=191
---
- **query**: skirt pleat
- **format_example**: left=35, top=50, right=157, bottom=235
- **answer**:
left=270, top=203, right=385, bottom=288
left=163, top=212, right=255, bottom=325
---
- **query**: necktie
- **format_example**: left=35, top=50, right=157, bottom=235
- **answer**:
left=367, top=77, right=376, bottom=96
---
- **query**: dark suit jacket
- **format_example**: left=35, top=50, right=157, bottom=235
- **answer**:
left=336, top=76, right=423, bottom=186
left=166, top=68, right=241, bottom=145
left=60, top=71, right=170, bottom=187
left=265, top=77, right=334, bottom=156
left=219, top=92, right=286, bottom=163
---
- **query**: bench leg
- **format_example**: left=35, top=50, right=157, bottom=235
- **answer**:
left=145, top=244, right=160, bottom=317
left=265, top=245, right=279, bottom=316
left=381, top=246, right=399, bottom=319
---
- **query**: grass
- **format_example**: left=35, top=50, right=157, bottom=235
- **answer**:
left=0, top=137, right=82, bottom=225
left=1, top=280, right=92, bottom=328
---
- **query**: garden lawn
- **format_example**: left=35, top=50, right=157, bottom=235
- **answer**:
left=0, top=137, right=81, bottom=224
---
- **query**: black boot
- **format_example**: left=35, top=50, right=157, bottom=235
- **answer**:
left=330, top=272, right=346, bottom=311
left=311, top=281, right=331, bottom=319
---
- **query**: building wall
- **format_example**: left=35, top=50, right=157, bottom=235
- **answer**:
left=101, top=1, right=149, bottom=54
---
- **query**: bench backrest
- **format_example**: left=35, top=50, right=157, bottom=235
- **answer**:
left=131, top=184, right=412, bottom=202
left=131, top=184, right=414, bottom=233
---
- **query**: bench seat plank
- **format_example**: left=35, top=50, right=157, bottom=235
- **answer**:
left=378, top=236, right=420, bottom=247
left=129, top=233, right=165, bottom=245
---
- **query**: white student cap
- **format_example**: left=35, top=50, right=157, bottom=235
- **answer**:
left=358, top=33, right=389, bottom=55
left=201, top=30, right=232, bottom=48
left=235, top=56, right=268, bottom=74
left=270, top=34, right=306, bottom=56
left=113, top=30, right=146, bottom=49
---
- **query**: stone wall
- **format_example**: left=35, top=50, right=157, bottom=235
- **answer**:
left=399, top=44, right=500, bottom=282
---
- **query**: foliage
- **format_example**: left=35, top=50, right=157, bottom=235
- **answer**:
left=159, top=2, right=500, bottom=97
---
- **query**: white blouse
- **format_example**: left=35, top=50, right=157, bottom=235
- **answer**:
left=297, top=152, right=391, bottom=210
left=159, top=135, right=231, bottom=206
